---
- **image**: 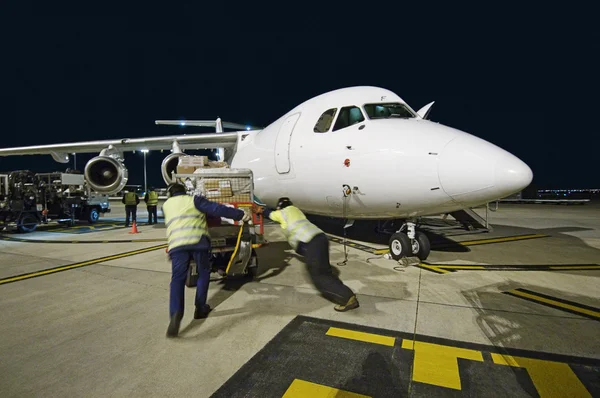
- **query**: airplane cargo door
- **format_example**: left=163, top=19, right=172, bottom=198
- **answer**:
left=274, top=113, right=300, bottom=174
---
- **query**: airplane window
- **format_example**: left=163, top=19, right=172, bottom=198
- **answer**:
left=314, top=108, right=337, bottom=133
left=332, top=106, right=365, bottom=132
left=363, top=102, right=416, bottom=119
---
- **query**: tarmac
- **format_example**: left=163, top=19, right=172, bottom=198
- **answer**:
left=0, top=201, right=598, bottom=397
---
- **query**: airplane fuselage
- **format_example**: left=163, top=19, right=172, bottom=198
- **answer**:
left=231, top=87, right=533, bottom=220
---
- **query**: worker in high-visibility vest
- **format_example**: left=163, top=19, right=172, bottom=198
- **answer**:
left=121, top=190, right=140, bottom=227
left=162, top=183, right=252, bottom=338
left=261, top=197, right=359, bottom=312
left=144, top=187, right=159, bottom=225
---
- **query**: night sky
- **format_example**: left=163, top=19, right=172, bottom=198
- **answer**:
left=2, top=6, right=599, bottom=190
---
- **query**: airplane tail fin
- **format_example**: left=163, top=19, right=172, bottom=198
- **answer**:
left=417, top=102, right=435, bottom=119
left=155, top=118, right=261, bottom=162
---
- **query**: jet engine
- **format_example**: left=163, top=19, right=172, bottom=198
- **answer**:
left=84, top=147, right=128, bottom=195
left=161, top=140, right=185, bottom=185
left=161, top=152, right=184, bottom=185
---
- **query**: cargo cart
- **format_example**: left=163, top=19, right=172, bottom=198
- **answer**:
left=168, top=168, right=266, bottom=286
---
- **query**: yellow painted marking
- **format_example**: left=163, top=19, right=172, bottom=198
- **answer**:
left=326, top=327, right=395, bottom=347
left=0, top=244, right=167, bottom=285
left=492, top=354, right=592, bottom=398
left=550, top=265, right=600, bottom=270
left=507, top=289, right=600, bottom=319
left=373, top=249, right=389, bottom=254
left=434, top=265, right=486, bottom=270
left=418, top=264, right=451, bottom=274
left=282, top=379, right=370, bottom=398
left=402, top=339, right=483, bottom=390
left=459, top=234, right=547, bottom=246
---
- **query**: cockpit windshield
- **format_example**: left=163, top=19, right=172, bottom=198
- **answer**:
left=363, top=103, right=416, bottom=119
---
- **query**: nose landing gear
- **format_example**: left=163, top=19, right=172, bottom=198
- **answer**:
left=388, top=221, right=430, bottom=261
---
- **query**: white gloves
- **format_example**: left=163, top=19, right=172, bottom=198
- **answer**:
left=241, top=210, right=252, bottom=223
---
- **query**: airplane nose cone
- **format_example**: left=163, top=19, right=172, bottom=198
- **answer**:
left=494, top=153, right=533, bottom=197
left=438, top=135, right=533, bottom=206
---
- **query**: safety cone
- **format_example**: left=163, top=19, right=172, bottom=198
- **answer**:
left=129, top=221, right=140, bottom=234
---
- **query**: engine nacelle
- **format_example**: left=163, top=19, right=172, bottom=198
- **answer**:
left=161, top=152, right=185, bottom=185
left=84, top=156, right=128, bottom=195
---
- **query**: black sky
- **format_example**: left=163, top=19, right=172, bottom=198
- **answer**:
left=2, top=6, right=599, bottom=189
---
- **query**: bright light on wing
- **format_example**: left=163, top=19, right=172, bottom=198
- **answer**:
left=246, top=126, right=251, bottom=131
left=180, top=121, right=186, bottom=126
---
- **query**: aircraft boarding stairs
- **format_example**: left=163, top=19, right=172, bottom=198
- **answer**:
left=421, top=204, right=495, bottom=236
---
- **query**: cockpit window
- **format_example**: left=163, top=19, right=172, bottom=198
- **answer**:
left=363, top=102, right=416, bottom=119
left=332, top=106, right=365, bottom=132
left=314, top=108, right=337, bottom=133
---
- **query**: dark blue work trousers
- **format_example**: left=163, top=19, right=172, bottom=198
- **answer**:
left=169, top=249, right=210, bottom=317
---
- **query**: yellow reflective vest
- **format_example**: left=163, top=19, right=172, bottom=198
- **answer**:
left=269, top=206, right=322, bottom=249
left=162, top=194, right=208, bottom=251
left=146, top=191, right=159, bottom=206
left=124, top=192, right=138, bottom=206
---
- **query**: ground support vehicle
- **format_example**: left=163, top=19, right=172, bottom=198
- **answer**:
left=0, top=171, right=110, bottom=233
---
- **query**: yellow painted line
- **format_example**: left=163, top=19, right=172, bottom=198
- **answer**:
left=417, top=264, right=451, bottom=274
left=433, top=265, right=486, bottom=270
left=459, top=234, right=547, bottom=246
left=283, top=379, right=370, bottom=398
left=550, top=265, right=600, bottom=270
left=402, top=339, right=483, bottom=390
left=492, top=353, right=592, bottom=398
left=0, top=244, right=168, bottom=285
left=507, top=289, right=600, bottom=319
left=373, top=249, right=390, bottom=255
left=326, top=327, right=395, bottom=347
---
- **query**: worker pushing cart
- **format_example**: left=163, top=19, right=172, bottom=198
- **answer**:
left=164, top=166, right=266, bottom=337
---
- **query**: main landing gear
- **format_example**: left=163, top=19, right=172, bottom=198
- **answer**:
left=388, top=221, right=430, bottom=261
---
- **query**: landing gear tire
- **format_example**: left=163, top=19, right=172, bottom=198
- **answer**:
left=411, top=232, right=431, bottom=261
left=389, top=232, right=412, bottom=261
left=88, top=208, right=99, bottom=224
left=17, top=213, right=38, bottom=233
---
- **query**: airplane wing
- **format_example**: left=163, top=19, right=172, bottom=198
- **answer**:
left=155, top=120, right=250, bottom=130
left=0, top=132, right=240, bottom=162
left=0, top=118, right=260, bottom=161
left=155, top=118, right=262, bottom=131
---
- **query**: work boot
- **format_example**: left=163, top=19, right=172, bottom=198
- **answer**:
left=194, top=304, right=212, bottom=319
left=334, top=295, right=359, bottom=312
left=166, top=312, right=183, bottom=338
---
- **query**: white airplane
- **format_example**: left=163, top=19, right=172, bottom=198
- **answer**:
left=0, top=86, right=533, bottom=260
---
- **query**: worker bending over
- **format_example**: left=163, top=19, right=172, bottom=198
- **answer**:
left=144, top=187, right=159, bottom=225
left=162, top=183, right=252, bottom=338
left=122, top=190, right=140, bottom=227
left=261, top=197, right=359, bottom=312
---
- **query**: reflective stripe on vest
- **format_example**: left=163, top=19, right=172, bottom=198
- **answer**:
left=124, top=192, right=137, bottom=206
left=279, top=206, right=322, bottom=249
left=147, top=191, right=159, bottom=206
left=162, top=195, right=208, bottom=251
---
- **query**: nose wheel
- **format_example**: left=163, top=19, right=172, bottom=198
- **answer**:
left=388, top=222, right=430, bottom=261
left=389, top=233, right=411, bottom=260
